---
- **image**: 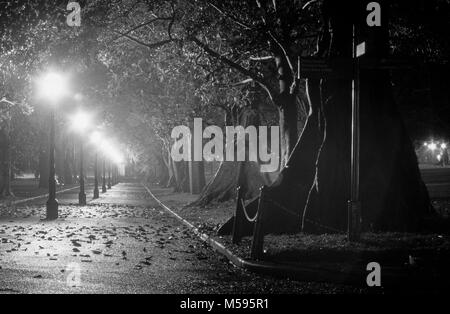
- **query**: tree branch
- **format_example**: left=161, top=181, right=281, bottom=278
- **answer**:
left=113, top=30, right=173, bottom=49
left=111, top=17, right=172, bottom=42
left=207, top=1, right=252, bottom=30
left=250, top=55, right=274, bottom=61
left=302, top=0, right=319, bottom=10
left=189, top=36, right=275, bottom=100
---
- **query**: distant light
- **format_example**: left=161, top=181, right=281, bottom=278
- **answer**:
left=90, top=131, right=103, bottom=144
left=99, top=140, right=124, bottom=164
left=113, top=154, right=124, bottom=164
left=74, top=93, right=83, bottom=101
left=428, top=143, right=437, bottom=151
left=437, top=154, right=442, bottom=161
left=423, top=142, right=428, bottom=146
left=37, top=72, right=68, bottom=103
left=441, top=143, right=447, bottom=149
left=70, top=111, right=91, bottom=133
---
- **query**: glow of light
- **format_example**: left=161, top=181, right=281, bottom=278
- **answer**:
left=423, top=142, right=428, bottom=146
left=90, top=131, right=103, bottom=144
left=70, top=111, right=91, bottom=133
left=437, top=154, right=442, bottom=161
left=441, top=143, right=447, bottom=149
left=37, top=72, right=68, bottom=103
left=74, top=93, right=83, bottom=101
left=113, top=153, right=124, bottom=164
left=428, top=143, right=437, bottom=151
left=100, top=140, right=124, bottom=164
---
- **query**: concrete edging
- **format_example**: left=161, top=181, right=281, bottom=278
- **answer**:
left=5, top=185, right=84, bottom=206
left=142, top=184, right=359, bottom=284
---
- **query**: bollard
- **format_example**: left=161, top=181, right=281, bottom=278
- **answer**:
left=232, top=186, right=244, bottom=244
left=251, top=186, right=266, bottom=260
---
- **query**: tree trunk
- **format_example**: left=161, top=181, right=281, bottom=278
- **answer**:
left=274, top=53, right=298, bottom=167
left=300, top=0, right=431, bottom=233
left=155, top=150, right=169, bottom=185
left=192, top=103, right=270, bottom=206
left=165, top=147, right=176, bottom=188
left=172, top=160, right=189, bottom=192
left=220, top=0, right=432, bottom=236
left=188, top=121, right=206, bottom=194
left=0, top=129, right=14, bottom=198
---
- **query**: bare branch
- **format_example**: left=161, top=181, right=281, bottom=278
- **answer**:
left=0, top=97, right=16, bottom=106
left=207, top=1, right=252, bottom=30
left=268, top=31, right=295, bottom=76
left=111, top=17, right=172, bottom=42
left=189, top=36, right=275, bottom=100
left=113, top=30, right=173, bottom=49
left=302, top=0, right=319, bottom=10
left=216, top=78, right=254, bottom=87
left=250, top=55, right=274, bottom=61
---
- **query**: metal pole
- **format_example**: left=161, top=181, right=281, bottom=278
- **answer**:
left=348, top=24, right=361, bottom=241
left=93, top=150, right=99, bottom=199
left=112, top=165, right=116, bottom=185
left=102, top=157, right=107, bottom=193
left=78, top=139, right=86, bottom=205
left=46, top=108, right=58, bottom=219
left=107, top=160, right=111, bottom=189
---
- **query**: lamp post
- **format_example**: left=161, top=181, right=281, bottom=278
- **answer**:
left=112, top=165, right=117, bottom=185
left=102, top=156, right=107, bottom=193
left=37, top=72, right=68, bottom=220
left=78, top=139, right=86, bottom=205
left=108, top=160, right=112, bottom=189
left=93, top=149, right=99, bottom=199
left=70, top=111, right=91, bottom=206
left=47, top=108, right=58, bottom=219
left=90, top=131, right=102, bottom=199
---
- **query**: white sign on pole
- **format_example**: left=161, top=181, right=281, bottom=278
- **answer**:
left=356, top=42, right=366, bottom=58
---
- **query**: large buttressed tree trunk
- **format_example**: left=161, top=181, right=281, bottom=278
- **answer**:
left=220, top=0, right=432, bottom=236
left=300, top=0, right=431, bottom=233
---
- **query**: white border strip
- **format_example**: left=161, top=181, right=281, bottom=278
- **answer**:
left=142, top=184, right=246, bottom=267
left=6, top=185, right=88, bottom=206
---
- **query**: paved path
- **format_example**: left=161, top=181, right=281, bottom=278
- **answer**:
left=0, top=182, right=362, bottom=294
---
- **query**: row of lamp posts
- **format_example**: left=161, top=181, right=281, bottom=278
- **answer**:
left=37, top=71, right=123, bottom=220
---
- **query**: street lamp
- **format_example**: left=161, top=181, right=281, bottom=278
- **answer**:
left=112, top=154, right=124, bottom=185
left=102, top=156, right=107, bottom=193
left=37, top=71, right=68, bottom=220
left=108, top=160, right=112, bottom=189
left=70, top=111, right=92, bottom=205
left=98, top=139, right=124, bottom=189
left=427, top=142, right=437, bottom=151
left=90, top=131, right=102, bottom=199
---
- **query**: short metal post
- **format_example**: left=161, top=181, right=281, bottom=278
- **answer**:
left=232, top=186, right=244, bottom=244
left=251, top=186, right=267, bottom=260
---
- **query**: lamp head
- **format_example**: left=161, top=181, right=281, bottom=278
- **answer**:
left=37, top=72, right=68, bottom=103
left=70, top=111, right=91, bottom=133
left=90, top=131, right=103, bottom=144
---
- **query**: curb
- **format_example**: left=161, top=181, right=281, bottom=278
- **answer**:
left=5, top=185, right=85, bottom=206
left=142, top=184, right=362, bottom=285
